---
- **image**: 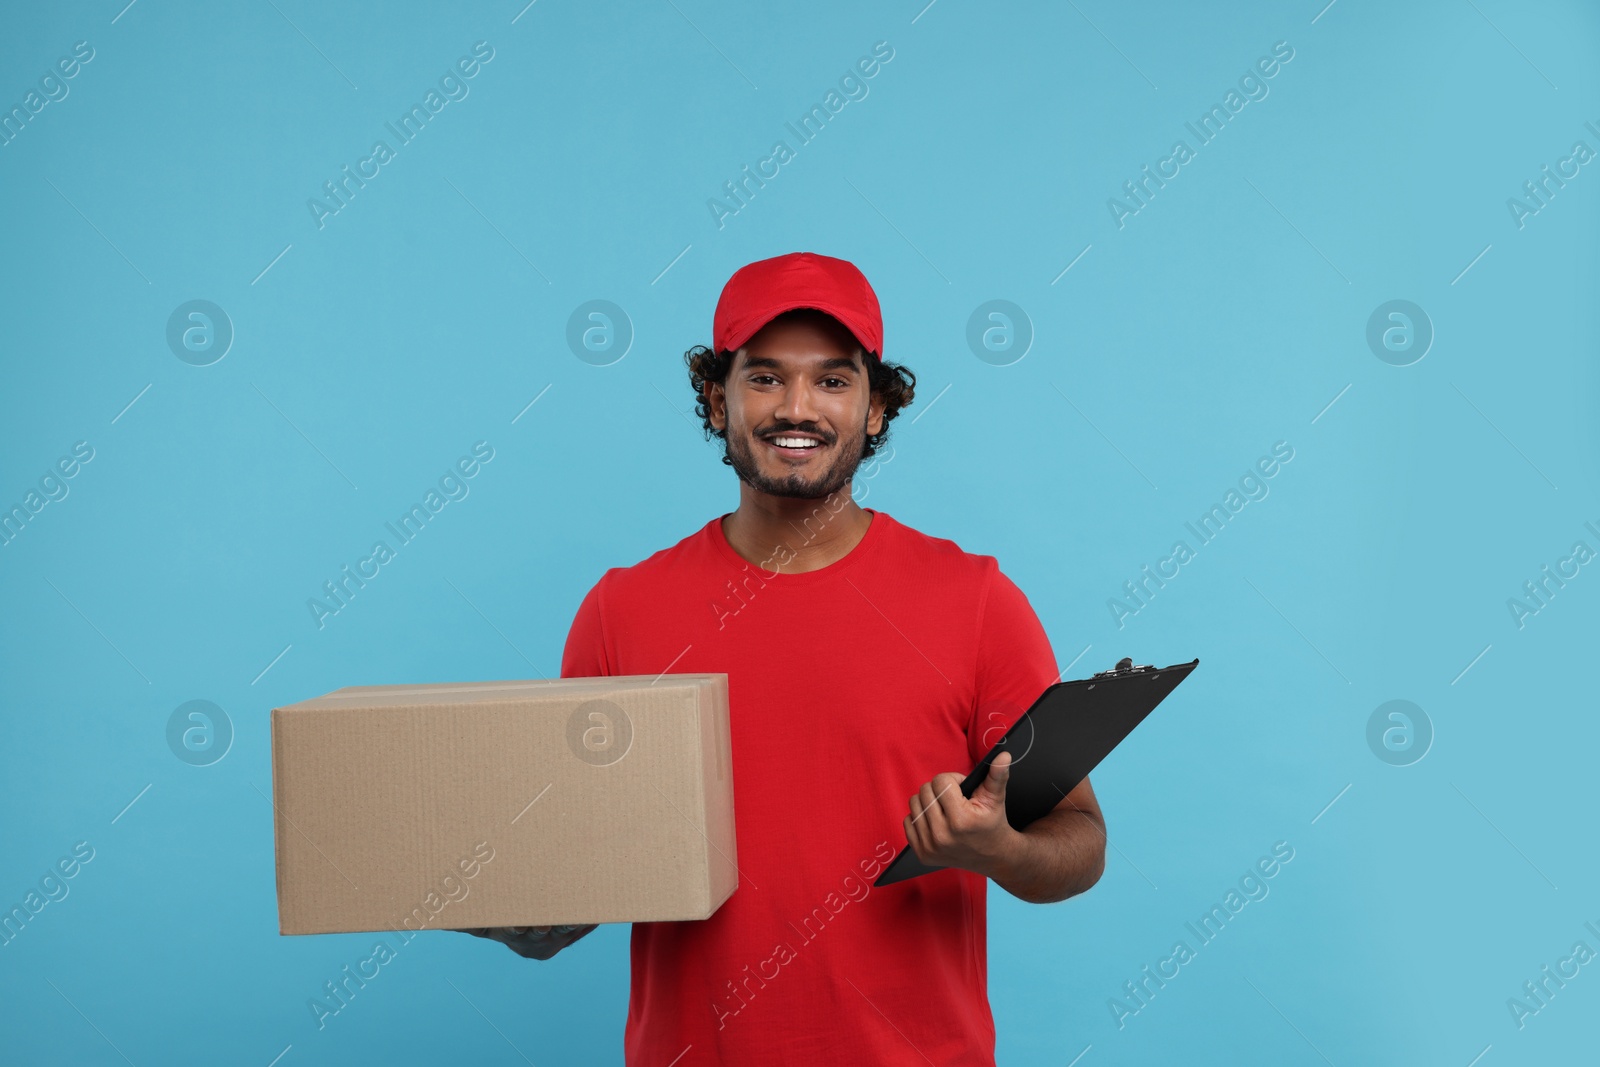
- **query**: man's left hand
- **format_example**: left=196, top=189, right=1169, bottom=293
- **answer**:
left=903, top=751, right=1022, bottom=878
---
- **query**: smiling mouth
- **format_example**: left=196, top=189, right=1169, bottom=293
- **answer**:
left=763, top=433, right=827, bottom=458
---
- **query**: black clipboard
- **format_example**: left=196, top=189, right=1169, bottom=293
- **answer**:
left=875, top=657, right=1200, bottom=887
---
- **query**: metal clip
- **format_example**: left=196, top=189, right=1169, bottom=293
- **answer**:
left=1092, top=656, right=1154, bottom=678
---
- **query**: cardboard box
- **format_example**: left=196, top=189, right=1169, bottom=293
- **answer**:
left=270, top=674, right=735, bottom=935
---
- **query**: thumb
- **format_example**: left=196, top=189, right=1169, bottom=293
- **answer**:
left=977, top=751, right=1011, bottom=806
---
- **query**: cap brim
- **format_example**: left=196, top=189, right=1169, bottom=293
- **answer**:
left=724, top=302, right=878, bottom=359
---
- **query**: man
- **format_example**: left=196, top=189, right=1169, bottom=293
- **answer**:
left=467, top=252, right=1107, bottom=1064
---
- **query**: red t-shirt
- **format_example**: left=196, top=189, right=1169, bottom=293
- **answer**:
left=560, top=506, right=1061, bottom=1066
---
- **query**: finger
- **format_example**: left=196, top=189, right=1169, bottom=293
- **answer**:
left=976, top=752, right=1011, bottom=805
left=919, top=782, right=951, bottom=840
left=927, top=775, right=967, bottom=822
left=908, top=786, right=929, bottom=828
left=903, top=813, right=926, bottom=858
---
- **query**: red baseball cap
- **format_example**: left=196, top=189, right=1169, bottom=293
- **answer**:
left=713, top=252, right=883, bottom=360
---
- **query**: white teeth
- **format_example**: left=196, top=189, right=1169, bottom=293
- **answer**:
left=770, top=436, right=819, bottom=448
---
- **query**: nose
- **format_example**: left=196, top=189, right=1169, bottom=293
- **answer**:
left=773, top=378, right=822, bottom=429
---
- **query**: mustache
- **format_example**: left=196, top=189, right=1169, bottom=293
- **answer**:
left=758, top=423, right=833, bottom=443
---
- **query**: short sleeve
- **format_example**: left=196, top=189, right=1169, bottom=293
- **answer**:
left=968, top=563, right=1060, bottom=764
left=560, top=572, right=614, bottom=679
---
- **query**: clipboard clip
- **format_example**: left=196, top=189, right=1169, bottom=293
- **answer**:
left=1093, top=656, right=1155, bottom=678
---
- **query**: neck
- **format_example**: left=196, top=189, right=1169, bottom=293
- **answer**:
left=722, top=483, right=872, bottom=574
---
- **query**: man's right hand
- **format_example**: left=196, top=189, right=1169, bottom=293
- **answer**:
left=456, top=924, right=599, bottom=960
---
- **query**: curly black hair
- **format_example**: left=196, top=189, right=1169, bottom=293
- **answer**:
left=684, top=314, right=916, bottom=464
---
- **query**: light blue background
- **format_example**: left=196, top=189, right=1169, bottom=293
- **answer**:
left=3, top=1, right=1597, bottom=1063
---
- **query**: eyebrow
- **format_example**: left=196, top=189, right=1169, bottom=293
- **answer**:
left=739, top=355, right=861, bottom=373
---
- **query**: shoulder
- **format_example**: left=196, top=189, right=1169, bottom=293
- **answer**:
left=877, top=511, right=1000, bottom=588
left=585, top=517, right=721, bottom=601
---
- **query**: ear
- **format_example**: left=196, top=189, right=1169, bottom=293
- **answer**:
left=706, top=381, right=726, bottom=432
left=869, top=394, right=886, bottom=436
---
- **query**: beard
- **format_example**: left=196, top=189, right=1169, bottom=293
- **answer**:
left=723, top=413, right=869, bottom=500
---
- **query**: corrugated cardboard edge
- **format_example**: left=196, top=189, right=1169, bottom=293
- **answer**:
left=268, top=706, right=288, bottom=936
left=279, top=675, right=686, bottom=710
left=697, top=674, right=737, bottom=918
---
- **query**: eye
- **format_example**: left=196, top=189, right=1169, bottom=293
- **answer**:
left=822, top=376, right=849, bottom=388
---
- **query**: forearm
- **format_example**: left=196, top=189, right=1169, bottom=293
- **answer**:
left=983, top=809, right=1107, bottom=904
